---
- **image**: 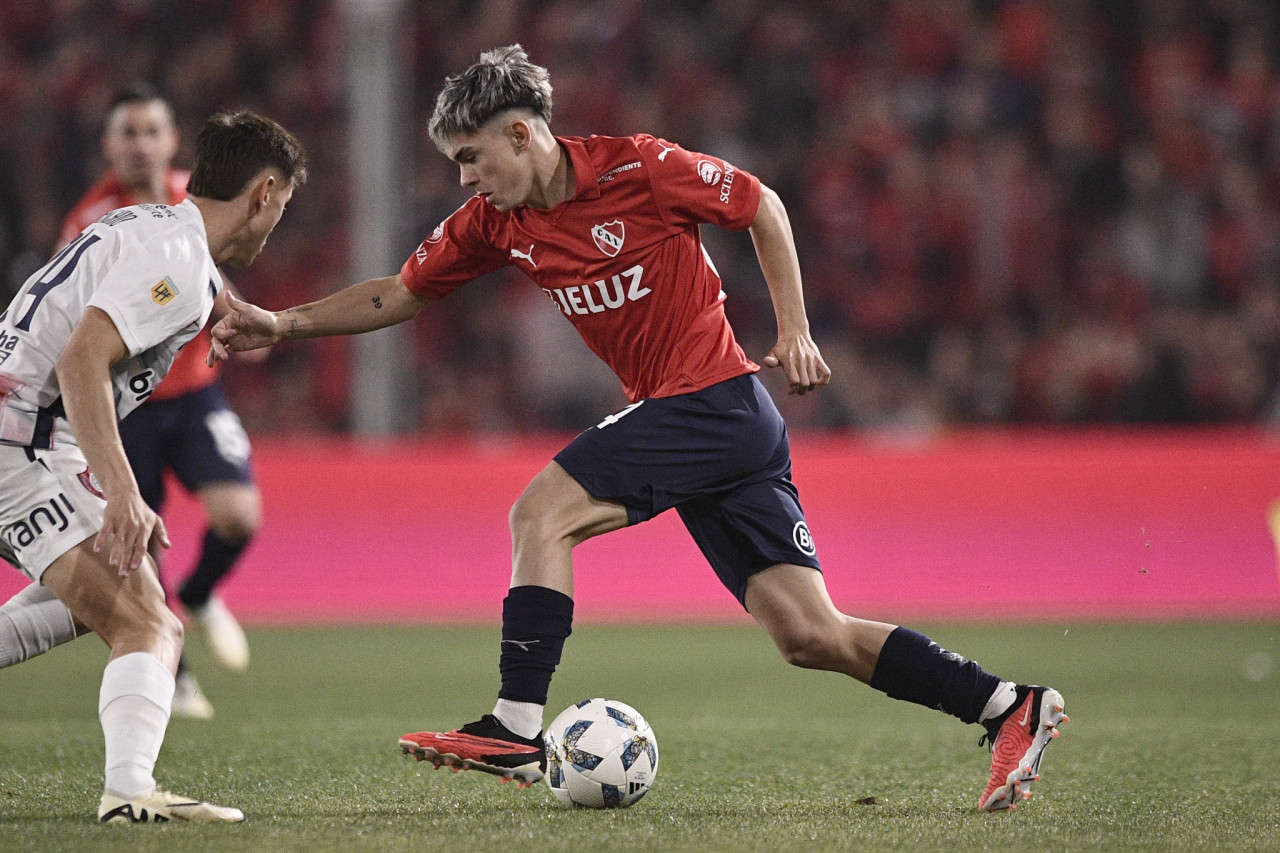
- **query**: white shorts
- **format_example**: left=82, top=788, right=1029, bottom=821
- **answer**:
left=0, top=442, right=105, bottom=582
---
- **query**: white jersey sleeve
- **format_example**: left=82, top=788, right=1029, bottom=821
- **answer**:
left=90, top=229, right=209, bottom=357
left=0, top=199, right=219, bottom=447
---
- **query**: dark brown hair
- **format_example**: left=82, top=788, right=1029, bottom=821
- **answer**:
left=187, top=110, right=307, bottom=201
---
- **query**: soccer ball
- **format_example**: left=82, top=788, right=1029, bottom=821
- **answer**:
left=544, top=698, right=659, bottom=808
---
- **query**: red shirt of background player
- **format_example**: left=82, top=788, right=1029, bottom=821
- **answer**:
left=400, top=134, right=762, bottom=403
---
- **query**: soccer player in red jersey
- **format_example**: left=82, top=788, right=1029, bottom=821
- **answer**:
left=0, top=84, right=257, bottom=718
left=211, top=46, right=1067, bottom=811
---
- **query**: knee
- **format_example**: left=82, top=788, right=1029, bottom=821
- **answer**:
left=210, top=514, right=258, bottom=544
left=508, top=489, right=552, bottom=549
left=773, top=625, right=841, bottom=670
left=159, top=607, right=184, bottom=647
left=137, top=595, right=184, bottom=646
left=204, top=487, right=262, bottom=543
left=99, top=593, right=183, bottom=651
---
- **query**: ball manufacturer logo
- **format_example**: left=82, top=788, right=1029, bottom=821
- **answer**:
left=697, top=160, right=723, bottom=186
left=792, top=521, right=816, bottom=556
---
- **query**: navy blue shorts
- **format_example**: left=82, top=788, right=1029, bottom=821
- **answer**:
left=119, top=382, right=255, bottom=512
left=553, top=372, right=820, bottom=606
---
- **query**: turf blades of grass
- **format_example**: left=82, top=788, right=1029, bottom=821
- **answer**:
left=1, top=622, right=1278, bottom=852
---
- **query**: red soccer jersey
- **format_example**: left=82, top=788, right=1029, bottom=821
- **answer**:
left=59, top=168, right=218, bottom=401
left=400, top=134, right=763, bottom=402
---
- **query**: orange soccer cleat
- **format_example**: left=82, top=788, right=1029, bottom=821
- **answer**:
left=978, top=686, right=1068, bottom=812
left=399, top=714, right=546, bottom=788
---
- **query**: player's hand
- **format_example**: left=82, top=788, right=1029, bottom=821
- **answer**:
left=207, top=292, right=283, bottom=366
left=763, top=331, right=831, bottom=395
left=95, top=490, right=170, bottom=577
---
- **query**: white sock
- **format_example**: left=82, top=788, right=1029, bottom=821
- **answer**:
left=492, top=698, right=544, bottom=740
left=0, top=583, right=79, bottom=668
left=99, top=652, right=174, bottom=796
left=979, top=680, right=1019, bottom=724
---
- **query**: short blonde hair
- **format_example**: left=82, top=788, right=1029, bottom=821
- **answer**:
left=428, top=45, right=553, bottom=151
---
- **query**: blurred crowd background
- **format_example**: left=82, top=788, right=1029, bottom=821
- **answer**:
left=3, top=0, right=1280, bottom=434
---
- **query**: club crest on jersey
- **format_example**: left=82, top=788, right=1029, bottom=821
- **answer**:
left=151, top=276, right=178, bottom=306
left=591, top=221, right=625, bottom=258
left=426, top=223, right=445, bottom=244
left=78, top=468, right=105, bottom=499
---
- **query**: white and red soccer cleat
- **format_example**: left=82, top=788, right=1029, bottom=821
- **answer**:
left=979, top=685, right=1068, bottom=812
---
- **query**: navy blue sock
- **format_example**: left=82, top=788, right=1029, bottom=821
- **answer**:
left=178, top=529, right=249, bottom=611
left=498, top=585, right=574, bottom=705
left=869, top=627, right=1002, bottom=724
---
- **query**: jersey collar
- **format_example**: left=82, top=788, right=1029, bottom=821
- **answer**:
left=558, top=136, right=601, bottom=204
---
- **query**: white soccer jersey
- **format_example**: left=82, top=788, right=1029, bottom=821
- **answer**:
left=0, top=199, right=220, bottom=448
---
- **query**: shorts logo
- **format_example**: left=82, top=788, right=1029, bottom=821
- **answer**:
left=151, top=276, right=178, bottom=306
left=77, top=468, right=104, bottom=499
left=697, top=160, right=723, bottom=186
left=591, top=220, right=625, bottom=257
left=2, top=493, right=77, bottom=553
left=792, top=521, right=816, bottom=557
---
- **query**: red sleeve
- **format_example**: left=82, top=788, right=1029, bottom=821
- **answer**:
left=58, top=197, right=102, bottom=249
left=635, top=135, right=761, bottom=232
left=400, top=199, right=509, bottom=299
left=56, top=215, right=84, bottom=251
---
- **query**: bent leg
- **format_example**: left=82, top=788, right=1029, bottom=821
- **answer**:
left=745, top=563, right=895, bottom=683
left=174, top=482, right=256, bottom=676
left=746, top=563, right=1009, bottom=724
left=42, top=537, right=183, bottom=797
left=42, top=538, right=183, bottom=669
left=493, top=462, right=629, bottom=736
left=177, top=482, right=260, bottom=610
left=508, top=461, right=629, bottom=594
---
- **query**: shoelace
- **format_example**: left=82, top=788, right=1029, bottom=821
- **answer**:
left=977, top=716, right=1006, bottom=751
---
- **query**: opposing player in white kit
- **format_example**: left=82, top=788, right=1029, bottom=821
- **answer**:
left=0, top=110, right=305, bottom=823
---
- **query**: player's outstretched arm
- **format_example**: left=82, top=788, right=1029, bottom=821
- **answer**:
left=208, top=274, right=430, bottom=365
left=749, top=184, right=832, bottom=395
left=55, top=307, right=170, bottom=575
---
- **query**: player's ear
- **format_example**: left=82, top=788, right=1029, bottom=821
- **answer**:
left=246, top=170, right=278, bottom=213
left=509, top=119, right=531, bottom=154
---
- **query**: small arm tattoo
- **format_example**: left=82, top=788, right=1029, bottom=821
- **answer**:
left=281, top=305, right=310, bottom=339
left=372, top=296, right=383, bottom=309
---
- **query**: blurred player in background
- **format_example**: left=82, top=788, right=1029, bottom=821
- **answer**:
left=59, top=83, right=259, bottom=717
left=210, top=46, right=1067, bottom=813
left=0, top=110, right=305, bottom=822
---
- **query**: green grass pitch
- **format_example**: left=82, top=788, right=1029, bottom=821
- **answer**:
left=1, top=621, right=1278, bottom=852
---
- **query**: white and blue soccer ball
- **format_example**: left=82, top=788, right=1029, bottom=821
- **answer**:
left=544, top=698, right=658, bottom=808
